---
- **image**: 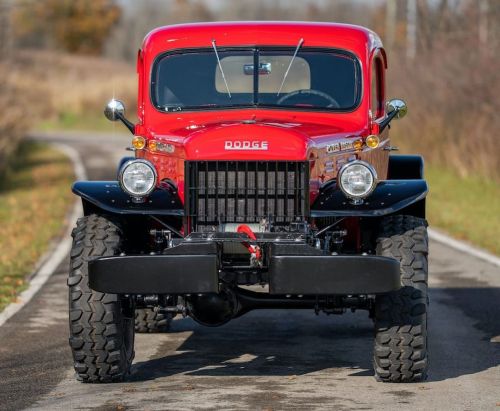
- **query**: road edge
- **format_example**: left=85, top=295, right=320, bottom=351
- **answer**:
left=428, top=228, right=500, bottom=267
left=0, top=143, right=86, bottom=328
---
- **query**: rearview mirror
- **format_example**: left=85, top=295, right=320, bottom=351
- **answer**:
left=243, top=62, right=272, bottom=75
left=386, top=98, right=408, bottom=120
left=103, top=99, right=135, bottom=134
left=104, top=99, right=126, bottom=122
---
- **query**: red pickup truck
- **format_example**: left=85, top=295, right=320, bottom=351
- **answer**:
left=69, top=22, right=428, bottom=383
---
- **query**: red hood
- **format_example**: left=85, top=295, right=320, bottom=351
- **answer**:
left=148, top=117, right=367, bottom=161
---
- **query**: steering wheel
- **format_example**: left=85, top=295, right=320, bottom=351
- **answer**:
left=277, top=89, right=340, bottom=108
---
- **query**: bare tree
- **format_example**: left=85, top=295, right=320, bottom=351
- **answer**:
left=385, top=0, right=397, bottom=50
left=406, top=0, right=417, bottom=60
left=0, top=0, right=13, bottom=59
left=478, top=0, right=489, bottom=53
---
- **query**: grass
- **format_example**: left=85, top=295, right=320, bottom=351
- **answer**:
left=37, top=111, right=114, bottom=132
left=0, top=142, right=74, bottom=311
left=426, top=166, right=500, bottom=255
left=37, top=110, right=139, bottom=133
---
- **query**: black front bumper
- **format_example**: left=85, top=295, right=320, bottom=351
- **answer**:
left=88, top=242, right=400, bottom=295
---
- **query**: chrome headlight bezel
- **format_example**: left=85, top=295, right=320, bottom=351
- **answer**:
left=119, top=159, right=157, bottom=197
left=338, top=160, right=378, bottom=199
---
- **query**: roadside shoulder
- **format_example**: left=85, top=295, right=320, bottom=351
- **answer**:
left=0, top=143, right=85, bottom=327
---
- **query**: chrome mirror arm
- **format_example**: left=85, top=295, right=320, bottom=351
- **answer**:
left=379, top=98, right=408, bottom=132
left=114, top=112, right=135, bottom=134
left=379, top=108, right=400, bottom=132
left=104, top=99, right=135, bottom=134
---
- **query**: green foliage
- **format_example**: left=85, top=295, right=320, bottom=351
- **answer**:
left=12, top=0, right=121, bottom=55
left=426, top=166, right=500, bottom=255
left=38, top=110, right=117, bottom=132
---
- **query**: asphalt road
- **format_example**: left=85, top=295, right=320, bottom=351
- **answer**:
left=0, top=131, right=498, bottom=411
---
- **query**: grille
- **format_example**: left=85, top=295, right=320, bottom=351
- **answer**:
left=186, top=161, right=309, bottom=229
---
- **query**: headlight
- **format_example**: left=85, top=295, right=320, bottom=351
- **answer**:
left=338, top=160, right=377, bottom=199
left=119, top=159, right=157, bottom=197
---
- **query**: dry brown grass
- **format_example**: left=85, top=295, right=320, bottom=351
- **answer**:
left=0, top=59, right=44, bottom=173
left=0, top=50, right=131, bottom=171
left=387, top=38, right=500, bottom=181
left=0, top=142, right=74, bottom=311
left=10, top=51, right=137, bottom=129
left=0, top=51, right=136, bottom=148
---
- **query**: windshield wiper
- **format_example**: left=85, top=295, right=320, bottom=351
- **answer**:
left=212, top=39, right=231, bottom=98
left=277, top=38, right=304, bottom=97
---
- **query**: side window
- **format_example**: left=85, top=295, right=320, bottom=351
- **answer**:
left=370, top=56, right=384, bottom=119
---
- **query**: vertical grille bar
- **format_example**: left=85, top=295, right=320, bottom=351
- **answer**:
left=274, top=161, right=281, bottom=222
left=254, top=163, right=258, bottom=219
left=244, top=162, right=248, bottom=219
left=214, top=161, right=219, bottom=222
left=204, top=162, right=208, bottom=225
left=284, top=161, right=289, bottom=218
left=225, top=161, right=229, bottom=221
left=294, top=162, right=300, bottom=217
left=235, top=161, right=239, bottom=223
left=193, top=162, right=199, bottom=225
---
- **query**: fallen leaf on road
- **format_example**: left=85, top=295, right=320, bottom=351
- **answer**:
left=287, top=375, right=297, bottom=381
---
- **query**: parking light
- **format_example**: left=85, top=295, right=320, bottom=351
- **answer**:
left=366, top=135, right=380, bottom=148
left=132, top=136, right=146, bottom=150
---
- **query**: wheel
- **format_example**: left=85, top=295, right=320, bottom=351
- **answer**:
left=68, top=214, right=135, bottom=383
left=373, top=215, right=429, bottom=382
left=135, top=308, right=174, bottom=333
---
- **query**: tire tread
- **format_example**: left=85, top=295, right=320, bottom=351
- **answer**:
left=68, top=215, right=134, bottom=383
left=374, top=215, right=429, bottom=383
left=135, top=308, right=173, bottom=333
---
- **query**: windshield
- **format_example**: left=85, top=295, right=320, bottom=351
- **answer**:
left=152, top=48, right=361, bottom=112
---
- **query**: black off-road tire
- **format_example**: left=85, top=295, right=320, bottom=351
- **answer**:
left=135, top=308, right=173, bottom=333
left=373, top=215, right=429, bottom=383
left=68, top=214, right=135, bottom=383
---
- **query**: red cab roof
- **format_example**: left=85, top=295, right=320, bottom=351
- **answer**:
left=141, top=21, right=385, bottom=66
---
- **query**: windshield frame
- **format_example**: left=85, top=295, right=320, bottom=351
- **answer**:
left=149, top=46, right=363, bottom=114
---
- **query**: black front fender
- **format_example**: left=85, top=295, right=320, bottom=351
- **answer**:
left=311, top=179, right=428, bottom=217
left=388, top=155, right=424, bottom=179
left=72, top=181, right=184, bottom=216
